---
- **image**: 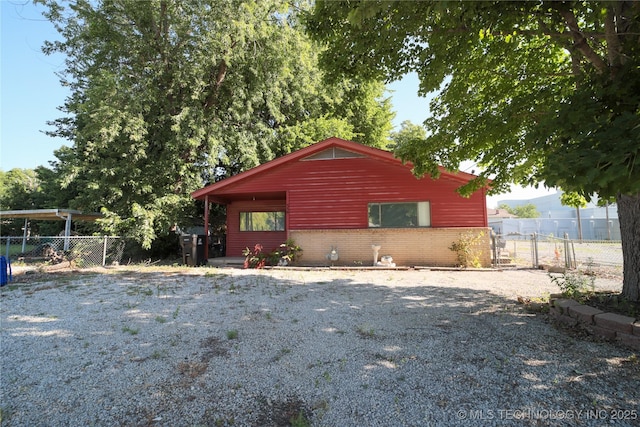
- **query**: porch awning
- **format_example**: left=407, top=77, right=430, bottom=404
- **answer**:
left=0, top=209, right=102, bottom=222
left=0, top=209, right=103, bottom=251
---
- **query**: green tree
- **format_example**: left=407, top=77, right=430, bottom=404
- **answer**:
left=389, top=120, right=428, bottom=151
left=1, top=169, right=38, bottom=235
left=307, top=1, right=640, bottom=301
left=0, top=166, right=90, bottom=236
left=498, top=203, right=540, bottom=219
left=39, top=0, right=393, bottom=249
left=33, top=149, right=83, bottom=211
left=0, top=169, right=39, bottom=211
left=560, top=191, right=588, bottom=241
left=0, top=168, right=60, bottom=235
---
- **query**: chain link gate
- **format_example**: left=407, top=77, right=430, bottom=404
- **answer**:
left=491, top=232, right=623, bottom=279
left=2, top=236, right=126, bottom=267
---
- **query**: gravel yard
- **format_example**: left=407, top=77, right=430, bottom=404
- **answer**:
left=1, top=267, right=638, bottom=426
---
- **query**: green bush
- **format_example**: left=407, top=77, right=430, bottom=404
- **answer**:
left=243, top=239, right=302, bottom=269
left=449, top=231, right=484, bottom=268
left=549, top=271, right=595, bottom=299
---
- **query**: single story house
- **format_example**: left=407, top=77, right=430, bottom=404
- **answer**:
left=192, top=137, right=491, bottom=267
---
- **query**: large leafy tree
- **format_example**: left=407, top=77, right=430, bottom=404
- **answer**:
left=39, top=0, right=393, bottom=248
left=388, top=120, right=428, bottom=151
left=498, top=203, right=541, bottom=219
left=0, top=168, right=40, bottom=236
left=560, top=191, right=589, bottom=240
left=0, top=168, right=68, bottom=235
left=0, top=169, right=40, bottom=236
left=0, top=169, right=39, bottom=212
left=307, top=1, right=640, bottom=300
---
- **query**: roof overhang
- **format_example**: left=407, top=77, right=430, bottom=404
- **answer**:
left=192, top=137, right=485, bottom=202
left=0, top=209, right=103, bottom=221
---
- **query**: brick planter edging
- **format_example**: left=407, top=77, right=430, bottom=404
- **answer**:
left=549, top=295, right=640, bottom=351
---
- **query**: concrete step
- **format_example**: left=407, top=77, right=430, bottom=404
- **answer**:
left=208, top=257, right=245, bottom=267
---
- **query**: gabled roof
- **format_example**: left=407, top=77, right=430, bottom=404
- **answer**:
left=487, top=208, right=517, bottom=219
left=192, top=137, right=479, bottom=201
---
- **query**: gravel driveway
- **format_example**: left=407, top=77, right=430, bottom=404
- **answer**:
left=1, top=267, right=638, bottom=426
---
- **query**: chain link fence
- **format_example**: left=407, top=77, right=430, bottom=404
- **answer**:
left=1, top=236, right=126, bottom=267
left=492, top=233, right=623, bottom=279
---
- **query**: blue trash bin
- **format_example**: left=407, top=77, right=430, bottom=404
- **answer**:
left=0, top=255, right=11, bottom=286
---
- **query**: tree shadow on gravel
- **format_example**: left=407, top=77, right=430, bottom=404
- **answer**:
left=228, top=271, right=639, bottom=427
left=254, top=395, right=311, bottom=427
left=2, top=269, right=638, bottom=427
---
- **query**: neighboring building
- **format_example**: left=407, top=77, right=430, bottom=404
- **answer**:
left=497, top=192, right=619, bottom=220
left=487, top=208, right=517, bottom=220
left=192, top=137, right=491, bottom=266
left=491, top=193, right=620, bottom=240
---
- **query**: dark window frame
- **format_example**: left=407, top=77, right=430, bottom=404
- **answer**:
left=239, top=211, right=285, bottom=232
left=368, top=201, right=431, bottom=228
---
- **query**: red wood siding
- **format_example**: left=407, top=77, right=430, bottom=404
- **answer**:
left=226, top=200, right=286, bottom=256
left=218, top=157, right=486, bottom=230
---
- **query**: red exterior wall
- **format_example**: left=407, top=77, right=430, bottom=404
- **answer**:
left=284, top=158, right=485, bottom=229
left=204, top=142, right=489, bottom=257
left=220, top=156, right=486, bottom=230
left=226, top=200, right=286, bottom=256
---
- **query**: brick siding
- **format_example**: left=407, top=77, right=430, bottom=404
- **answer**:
left=289, top=227, right=491, bottom=267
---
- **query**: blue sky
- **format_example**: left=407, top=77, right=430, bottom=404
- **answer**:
left=1, top=0, right=70, bottom=171
left=0, top=1, right=554, bottom=206
left=0, top=1, right=431, bottom=172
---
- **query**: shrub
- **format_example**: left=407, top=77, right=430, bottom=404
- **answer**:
left=549, top=271, right=595, bottom=299
left=243, top=239, right=303, bottom=269
left=242, top=244, right=267, bottom=269
left=270, top=239, right=303, bottom=266
left=549, top=257, right=596, bottom=299
left=449, top=231, right=485, bottom=268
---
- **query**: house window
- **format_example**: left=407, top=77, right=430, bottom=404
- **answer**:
left=240, top=211, right=285, bottom=231
left=368, top=202, right=431, bottom=227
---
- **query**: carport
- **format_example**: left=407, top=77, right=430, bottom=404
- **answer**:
left=0, top=209, right=102, bottom=252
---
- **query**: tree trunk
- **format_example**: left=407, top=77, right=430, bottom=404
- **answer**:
left=617, top=193, right=640, bottom=301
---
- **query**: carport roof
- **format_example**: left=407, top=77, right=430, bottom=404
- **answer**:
left=0, top=209, right=102, bottom=221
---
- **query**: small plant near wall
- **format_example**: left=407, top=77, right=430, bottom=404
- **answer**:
left=449, top=231, right=485, bottom=268
left=549, top=258, right=596, bottom=300
left=549, top=271, right=594, bottom=299
left=270, top=239, right=303, bottom=266
left=243, top=244, right=267, bottom=269
left=242, top=239, right=303, bottom=269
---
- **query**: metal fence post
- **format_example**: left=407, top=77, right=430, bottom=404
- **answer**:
left=531, top=232, right=539, bottom=268
left=63, top=215, right=72, bottom=251
left=563, top=233, right=570, bottom=268
left=102, top=236, right=108, bottom=266
left=491, top=231, right=497, bottom=267
left=21, top=219, right=28, bottom=253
